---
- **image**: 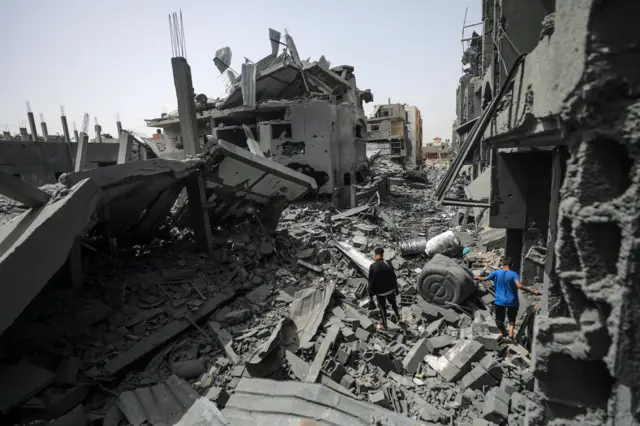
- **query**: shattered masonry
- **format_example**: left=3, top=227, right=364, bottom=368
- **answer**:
left=443, top=0, right=640, bottom=424
left=0, top=2, right=639, bottom=425
left=146, top=28, right=375, bottom=203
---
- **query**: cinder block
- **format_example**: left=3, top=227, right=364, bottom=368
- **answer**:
left=322, top=358, right=346, bottom=382
left=426, top=335, right=455, bottom=353
left=402, top=338, right=428, bottom=374
left=482, top=387, right=510, bottom=424
left=474, top=333, right=501, bottom=351
left=500, top=377, right=518, bottom=396
left=354, top=328, right=370, bottom=342
left=425, top=318, right=445, bottom=336
left=479, top=354, right=504, bottom=381
left=460, top=364, right=498, bottom=390
left=446, top=340, right=485, bottom=373
left=341, top=327, right=356, bottom=342
left=362, top=349, right=395, bottom=373
left=369, top=389, right=391, bottom=409
left=340, top=374, right=355, bottom=389
left=336, top=344, right=353, bottom=365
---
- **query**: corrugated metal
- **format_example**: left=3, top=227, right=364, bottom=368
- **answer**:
left=214, top=47, right=232, bottom=73
left=268, top=28, right=281, bottom=56
left=241, top=63, right=257, bottom=107
left=117, top=375, right=230, bottom=426
left=223, top=378, right=426, bottom=426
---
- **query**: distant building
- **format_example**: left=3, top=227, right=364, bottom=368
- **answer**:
left=366, top=103, right=421, bottom=164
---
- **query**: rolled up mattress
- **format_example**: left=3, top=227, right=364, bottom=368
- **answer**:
left=416, top=254, right=476, bottom=305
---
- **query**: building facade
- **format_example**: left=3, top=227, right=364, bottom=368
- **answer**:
left=437, top=1, right=640, bottom=423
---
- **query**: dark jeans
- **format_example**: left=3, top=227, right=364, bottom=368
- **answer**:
left=495, top=305, right=518, bottom=334
left=376, top=293, right=400, bottom=326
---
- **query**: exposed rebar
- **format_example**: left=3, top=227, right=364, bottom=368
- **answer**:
left=168, top=10, right=187, bottom=58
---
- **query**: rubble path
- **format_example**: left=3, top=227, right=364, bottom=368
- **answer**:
left=0, top=167, right=536, bottom=425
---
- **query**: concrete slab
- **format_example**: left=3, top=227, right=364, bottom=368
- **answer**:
left=59, top=158, right=200, bottom=236
left=196, top=140, right=317, bottom=226
left=0, top=179, right=102, bottom=336
left=0, top=170, right=51, bottom=207
left=0, top=361, right=55, bottom=415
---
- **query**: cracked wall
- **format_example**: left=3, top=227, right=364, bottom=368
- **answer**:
left=531, top=0, right=640, bottom=424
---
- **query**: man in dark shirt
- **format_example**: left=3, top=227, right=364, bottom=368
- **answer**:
left=474, top=257, right=541, bottom=339
left=368, top=247, right=401, bottom=330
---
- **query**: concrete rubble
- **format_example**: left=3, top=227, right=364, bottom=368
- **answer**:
left=0, top=152, right=530, bottom=425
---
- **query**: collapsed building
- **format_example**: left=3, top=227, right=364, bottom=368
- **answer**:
left=438, top=0, right=640, bottom=423
left=0, top=2, right=638, bottom=425
left=146, top=29, right=376, bottom=205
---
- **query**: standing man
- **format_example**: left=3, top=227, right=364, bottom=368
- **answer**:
left=368, top=247, right=401, bottom=330
left=474, top=257, right=541, bottom=339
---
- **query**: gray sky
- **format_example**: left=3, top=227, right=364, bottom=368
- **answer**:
left=0, top=0, right=481, bottom=144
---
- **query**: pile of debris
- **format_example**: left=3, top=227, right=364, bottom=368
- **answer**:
left=0, top=161, right=539, bottom=425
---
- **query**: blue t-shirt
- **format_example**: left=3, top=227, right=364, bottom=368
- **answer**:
left=487, top=269, right=520, bottom=307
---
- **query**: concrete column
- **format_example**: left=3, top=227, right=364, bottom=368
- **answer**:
left=40, top=122, right=49, bottom=142
left=19, top=128, right=29, bottom=141
left=2, top=131, right=10, bottom=139
left=61, top=116, right=71, bottom=142
left=74, top=133, right=90, bottom=172
left=27, top=112, right=38, bottom=141
left=73, top=130, right=80, bottom=142
left=171, top=57, right=200, bottom=156
left=116, top=121, right=123, bottom=136
left=117, top=132, right=134, bottom=164
left=95, top=125, right=102, bottom=143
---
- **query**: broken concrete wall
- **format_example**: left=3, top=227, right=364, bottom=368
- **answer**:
left=523, top=0, right=640, bottom=423
left=0, top=141, right=120, bottom=185
left=0, top=179, right=102, bottom=336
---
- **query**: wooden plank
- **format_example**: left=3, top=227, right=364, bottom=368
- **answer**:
left=0, top=169, right=51, bottom=207
left=305, top=325, right=340, bottom=383
left=104, top=289, right=237, bottom=376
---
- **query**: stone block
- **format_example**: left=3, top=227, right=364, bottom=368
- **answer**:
left=482, top=387, right=510, bottom=424
left=369, top=389, right=391, bottom=409
left=460, top=364, right=498, bottom=390
left=354, top=328, right=370, bottom=342
left=336, top=344, right=353, bottom=365
left=426, top=335, right=456, bottom=353
left=340, top=374, right=355, bottom=389
left=402, top=337, right=428, bottom=374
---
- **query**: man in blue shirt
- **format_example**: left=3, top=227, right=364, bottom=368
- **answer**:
left=474, top=257, right=541, bottom=339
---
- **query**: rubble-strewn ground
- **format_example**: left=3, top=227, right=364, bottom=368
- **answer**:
left=0, top=158, right=540, bottom=425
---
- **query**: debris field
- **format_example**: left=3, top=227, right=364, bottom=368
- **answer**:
left=0, top=157, right=541, bottom=425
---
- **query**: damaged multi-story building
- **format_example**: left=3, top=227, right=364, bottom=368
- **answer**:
left=366, top=103, right=423, bottom=166
left=146, top=29, right=375, bottom=202
left=437, top=0, right=640, bottom=423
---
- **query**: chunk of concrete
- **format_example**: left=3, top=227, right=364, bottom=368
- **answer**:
left=426, top=335, right=455, bottom=353
left=402, top=337, right=428, bottom=374
left=0, top=179, right=102, bottom=336
left=460, top=364, right=498, bottom=390
left=483, top=387, right=510, bottom=424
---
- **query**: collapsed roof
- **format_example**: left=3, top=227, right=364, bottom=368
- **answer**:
left=147, top=28, right=373, bottom=125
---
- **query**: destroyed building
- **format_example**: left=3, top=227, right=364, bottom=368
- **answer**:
left=146, top=29, right=375, bottom=200
left=366, top=103, right=410, bottom=162
left=438, top=0, right=640, bottom=423
left=1, top=2, right=639, bottom=425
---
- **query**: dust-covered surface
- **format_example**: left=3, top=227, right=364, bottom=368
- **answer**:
left=0, top=157, right=543, bottom=425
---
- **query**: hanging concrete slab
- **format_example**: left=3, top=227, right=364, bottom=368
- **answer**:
left=59, top=158, right=200, bottom=236
left=0, top=178, right=102, bottom=336
left=198, top=140, right=317, bottom=224
left=222, top=378, right=427, bottom=425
